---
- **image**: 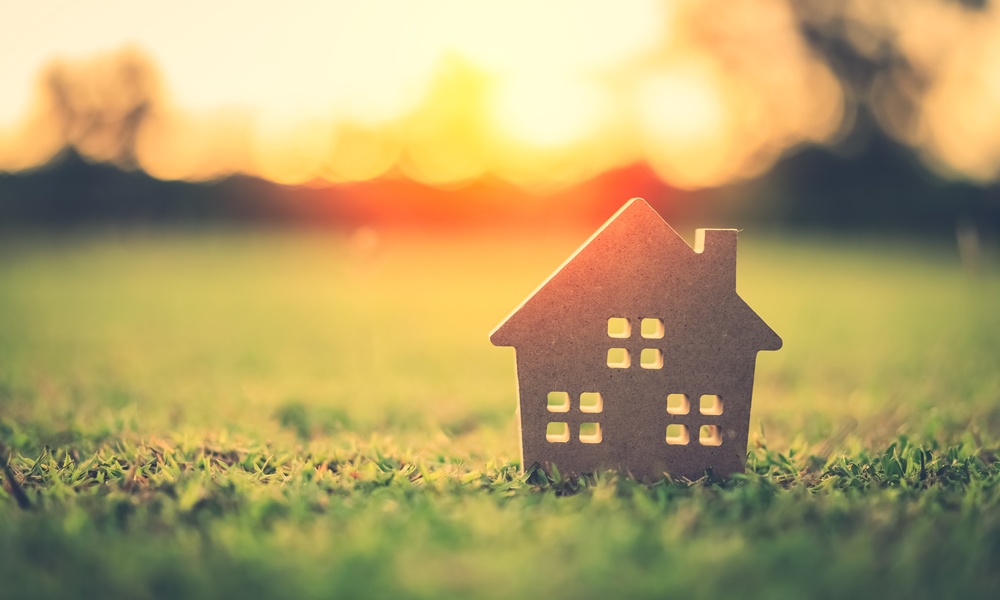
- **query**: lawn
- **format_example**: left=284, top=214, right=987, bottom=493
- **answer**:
left=1, top=227, right=999, bottom=599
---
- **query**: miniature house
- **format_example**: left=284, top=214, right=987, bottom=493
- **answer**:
left=490, top=198, right=781, bottom=480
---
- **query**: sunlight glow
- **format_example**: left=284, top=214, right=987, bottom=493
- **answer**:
left=492, top=76, right=610, bottom=148
left=804, top=0, right=1000, bottom=183
left=639, top=65, right=725, bottom=145
left=136, top=107, right=253, bottom=181
left=320, top=124, right=402, bottom=184
left=900, top=3, right=1000, bottom=181
left=637, top=64, right=731, bottom=189
left=250, top=115, right=334, bottom=186
left=0, top=0, right=898, bottom=189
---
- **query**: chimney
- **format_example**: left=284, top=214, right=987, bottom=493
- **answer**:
left=694, top=229, right=737, bottom=290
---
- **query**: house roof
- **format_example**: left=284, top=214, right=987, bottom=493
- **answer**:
left=490, top=198, right=781, bottom=352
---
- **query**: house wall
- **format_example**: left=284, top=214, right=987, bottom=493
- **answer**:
left=514, top=334, right=761, bottom=481
left=493, top=202, right=778, bottom=480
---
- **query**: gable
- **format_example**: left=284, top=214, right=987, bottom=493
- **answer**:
left=490, top=198, right=780, bottom=353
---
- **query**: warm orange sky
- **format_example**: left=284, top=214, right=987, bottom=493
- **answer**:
left=2, top=1, right=999, bottom=189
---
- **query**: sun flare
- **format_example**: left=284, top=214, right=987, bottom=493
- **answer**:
left=9, top=0, right=960, bottom=189
left=492, top=75, right=610, bottom=148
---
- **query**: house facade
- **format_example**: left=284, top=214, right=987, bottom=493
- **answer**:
left=490, top=198, right=781, bottom=480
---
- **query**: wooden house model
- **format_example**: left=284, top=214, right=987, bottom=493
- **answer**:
left=490, top=198, right=781, bottom=480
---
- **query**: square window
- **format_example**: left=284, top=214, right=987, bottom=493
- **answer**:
left=579, top=422, right=602, bottom=444
left=699, top=394, right=723, bottom=415
left=639, top=348, right=663, bottom=369
left=607, top=348, right=630, bottom=368
left=580, top=392, right=603, bottom=413
left=547, top=391, right=570, bottom=413
left=546, top=422, right=570, bottom=443
left=666, top=424, right=689, bottom=445
left=666, top=393, right=690, bottom=415
left=640, top=318, right=664, bottom=339
left=699, top=425, right=722, bottom=446
left=607, top=317, right=631, bottom=338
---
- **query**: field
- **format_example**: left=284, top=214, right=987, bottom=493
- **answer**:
left=1, top=227, right=999, bottom=599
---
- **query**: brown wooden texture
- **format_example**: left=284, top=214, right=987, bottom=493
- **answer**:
left=491, top=198, right=781, bottom=481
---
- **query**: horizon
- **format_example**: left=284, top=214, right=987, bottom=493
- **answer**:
left=3, top=1, right=999, bottom=193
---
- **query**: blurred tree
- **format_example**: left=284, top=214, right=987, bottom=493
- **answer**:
left=41, top=47, right=160, bottom=169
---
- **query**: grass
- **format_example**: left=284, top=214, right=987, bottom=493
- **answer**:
left=1, top=227, right=999, bottom=599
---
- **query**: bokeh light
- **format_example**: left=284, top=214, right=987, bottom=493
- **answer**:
left=2, top=0, right=999, bottom=191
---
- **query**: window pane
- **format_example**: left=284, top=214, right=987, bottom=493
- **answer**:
left=640, top=318, right=664, bottom=339
left=640, top=348, right=663, bottom=369
left=607, top=317, right=631, bottom=338
left=579, top=422, right=602, bottom=444
left=546, top=422, right=570, bottom=443
left=699, top=394, right=723, bottom=415
left=699, top=425, right=722, bottom=446
left=547, top=391, right=570, bottom=413
left=580, top=392, right=603, bottom=413
left=607, top=348, right=630, bottom=368
left=666, top=424, right=689, bottom=445
left=666, top=393, right=690, bottom=415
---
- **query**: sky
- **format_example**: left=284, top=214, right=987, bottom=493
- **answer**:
left=0, top=1, right=660, bottom=125
left=1, top=0, right=998, bottom=189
